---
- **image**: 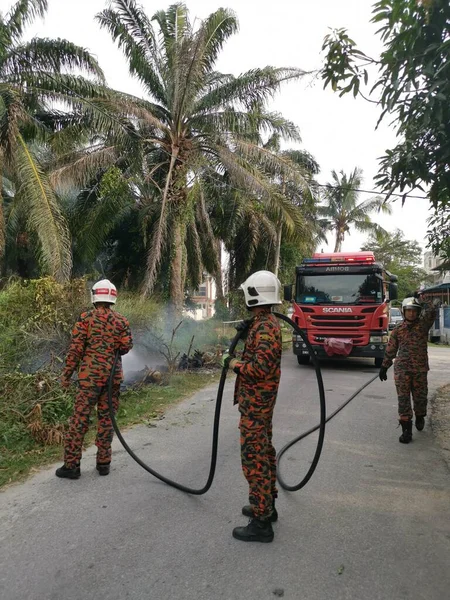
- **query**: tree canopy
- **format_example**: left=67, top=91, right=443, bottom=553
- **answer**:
left=361, top=228, right=430, bottom=299
left=318, top=168, right=391, bottom=252
left=321, top=0, right=450, bottom=254
left=0, top=0, right=105, bottom=280
left=91, top=0, right=311, bottom=312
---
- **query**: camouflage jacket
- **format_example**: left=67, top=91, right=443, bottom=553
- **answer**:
left=382, top=299, right=437, bottom=373
left=61, top=306, right=133, bottom=386
left=233, top=309, right=282, bottom=409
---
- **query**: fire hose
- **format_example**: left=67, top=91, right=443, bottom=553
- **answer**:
left=107, top=313, right=378, bottom=494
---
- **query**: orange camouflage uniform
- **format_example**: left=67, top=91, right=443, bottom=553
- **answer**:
left=233, top=309, right=282, bottom=519
left=61, top=306, right=133, bottom=468
left=382, top=298, right=437, bottom=421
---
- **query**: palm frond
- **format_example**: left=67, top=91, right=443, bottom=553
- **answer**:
left=3, top=38, right=105, bottom=82
left=190, top=109, right=300, bottom=143
left=14, top=134, right=72, bottom=280
left=352, top=219, right=388, bottom=235
left=153, top=3, right=191, bottom=53
left=5, top=0, right=47, bottom=42
left=234, top=140, right=309, bottom=190
left=195, top=67, right=307, bottom=113
left=197, top=8, right=238, bottom=74
left=96, top=6, right=167, bottom=104
left=49, top=145, right=118, bottom=189
left=0, top=85, right=27, bottom=163
left=71, top=177, right=133, bottom=264
left=282, top=149, right=320, bottom=175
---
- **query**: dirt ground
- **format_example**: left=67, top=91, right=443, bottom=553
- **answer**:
left=431, top=383, right=450, bottom=469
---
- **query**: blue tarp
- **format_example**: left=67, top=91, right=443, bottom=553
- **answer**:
left=444, top=307, right=450, bottom=329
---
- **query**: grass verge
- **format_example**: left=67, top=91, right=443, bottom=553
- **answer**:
left=430, top=383, right=450, bottom=469
left=0, top=371, right=220, bottom=490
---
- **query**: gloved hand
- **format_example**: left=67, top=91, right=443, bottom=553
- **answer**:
left=221, top=350, right=237, bottom=370
left=379, top=366, right=388, bottom=381
left=235, top=319, right=252, bottom=339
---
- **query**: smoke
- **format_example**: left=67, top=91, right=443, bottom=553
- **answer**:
left=121, top=344, right=167, bottom=382
left=120, top=307, right=231, bottom=383
left=121, top=348, right=150, bottom=373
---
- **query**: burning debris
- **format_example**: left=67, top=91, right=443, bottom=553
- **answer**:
left=123, top=367, right=164, bottom=389
left=179, top=350, right=217, bottom=369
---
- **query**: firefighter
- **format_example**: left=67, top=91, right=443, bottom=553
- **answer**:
left=56, top=279, right=133, bottom=479
left=379, top=293, right=438, bottom=443
left=222, top=270, right=283, bottom=543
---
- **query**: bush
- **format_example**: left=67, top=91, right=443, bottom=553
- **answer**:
left=0, top=277, right=89, bottom=371
left=115, top=293, right=162, bottom=329
left=0, top=370, right=76, bottom=454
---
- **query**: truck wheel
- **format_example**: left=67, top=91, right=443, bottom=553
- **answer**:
left=374, top=357, right=383, bottom=368
left=297, top=355, right=310, bottom=366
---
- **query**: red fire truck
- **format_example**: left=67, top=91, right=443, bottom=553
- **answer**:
left=284, top=251, right=398, bottom=367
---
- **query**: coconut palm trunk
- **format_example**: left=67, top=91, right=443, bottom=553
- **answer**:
left=0, top=152, right=5, bottom=260
left=214, top=240, right=225, bottom=303
left=274, top=216, right=283, bottom=277
left=170, top=219, right=185, bottom=316
left=334, top=229, right=345, bottom=252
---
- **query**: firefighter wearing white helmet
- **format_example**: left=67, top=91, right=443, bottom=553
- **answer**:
left=91, top=279, right=117, bottom=305
left=221, top=270, right=282, bottom=543
left=240, top=270, right=283, bottom=308
left=400, top=296, right=422, bottom=320
left=56, top=279, right=133, bottom=480
left=379, top=291, right=439, bottom=444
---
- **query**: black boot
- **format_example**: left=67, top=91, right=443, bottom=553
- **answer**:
left=242, top=498, right=278, bottom=522
left=415, top=415, right=425, bottom=431
left=96, top=463, right=110, bottom=476
left=55, top=465, right=80, bottom=479
left=232, top=518, right=274, bottom=543
left=399, top=420, right=413, bottom=444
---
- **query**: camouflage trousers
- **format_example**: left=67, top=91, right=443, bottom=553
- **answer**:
left=64, top=383, right=120, bottom=468
left=394, top=371, right=428, bottom=421
left=239, top=412, right=277, bottom=520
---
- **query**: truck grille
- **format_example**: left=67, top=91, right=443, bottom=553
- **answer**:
left=314, top=334, right=365, bottom=343
left=310, top=315, right=365, bottom=328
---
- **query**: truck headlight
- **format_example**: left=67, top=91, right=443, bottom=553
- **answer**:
left=370, top=336, right=382, bottom=343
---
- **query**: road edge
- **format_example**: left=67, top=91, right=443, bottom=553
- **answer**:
left=430, top=383, right=450, bottom=470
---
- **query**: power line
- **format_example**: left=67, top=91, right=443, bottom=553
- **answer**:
left=315, top=183, right=428, bottom=201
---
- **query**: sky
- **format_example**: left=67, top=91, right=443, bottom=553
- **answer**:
left=3, top=0, right=433, bottom=261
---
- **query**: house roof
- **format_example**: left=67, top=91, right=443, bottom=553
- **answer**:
left=422, top=282, right=450, bottom=292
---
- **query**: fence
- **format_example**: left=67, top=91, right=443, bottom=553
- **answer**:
left=430, top=306, right=450, bottom=344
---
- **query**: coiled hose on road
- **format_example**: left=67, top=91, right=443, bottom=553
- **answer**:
left=107, top=313, right=378, bottom=494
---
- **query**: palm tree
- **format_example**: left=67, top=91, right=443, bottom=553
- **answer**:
left=0, top=0, right=105, bottom=280
left=95, top=0, right=308, bottom=314
left=272, top=148, right=320, bottom=277
left=318, top=168, right=392, bottom=252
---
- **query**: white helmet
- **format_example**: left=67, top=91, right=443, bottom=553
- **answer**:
left=401, top=296, right=422, bottom=318
left=91, top=279, right=117, bottom=304
left=240, top=270, right=282, bottom=307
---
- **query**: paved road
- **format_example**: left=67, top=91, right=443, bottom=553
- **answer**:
left=1, top=348, right=449, bottom=600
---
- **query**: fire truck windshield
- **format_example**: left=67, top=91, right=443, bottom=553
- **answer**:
left=296, top=273, right=383, bottom=305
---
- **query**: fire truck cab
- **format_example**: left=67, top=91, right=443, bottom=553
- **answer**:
left=284, top=251, right=398, bottom=367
